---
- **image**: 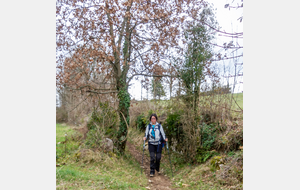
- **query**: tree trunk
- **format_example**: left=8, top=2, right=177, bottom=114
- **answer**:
left=116, top=78, right=130, bottom=154
left=170, top=77, right=173, bottom=99
left=154, top=82, right=157, bottom=103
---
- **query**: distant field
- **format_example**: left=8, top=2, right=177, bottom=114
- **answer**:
left=231, top=93, right=243, bottom=110
left=133, top=92, right=243, bottom=111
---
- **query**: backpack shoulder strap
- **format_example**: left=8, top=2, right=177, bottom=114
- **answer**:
left=149, top=123, right=161, bottom=132
left=158, top=123, right=163, bottom=140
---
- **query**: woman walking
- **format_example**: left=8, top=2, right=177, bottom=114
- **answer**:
left=143, top=113, right=168, bottom=177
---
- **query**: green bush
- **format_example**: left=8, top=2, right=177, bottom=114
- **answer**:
left=164, top=111, right=184, bottom=145
left=196, top=149, right=219, bottom=163
left=196, top=122, right=219, bottom=163
left=201, top=122, right=218, bottom=149
left=136, top=114, right=147, bottom=131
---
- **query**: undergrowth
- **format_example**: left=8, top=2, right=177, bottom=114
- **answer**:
left=56, top=123, right=148, bottom=189
left=127, top=122, right=243, bottom=190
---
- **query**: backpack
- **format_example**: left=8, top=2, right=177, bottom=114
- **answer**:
left=148, top=123, right=166, bottom=149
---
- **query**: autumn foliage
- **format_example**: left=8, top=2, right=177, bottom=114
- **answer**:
left=56, top=0, right=219, bottom=153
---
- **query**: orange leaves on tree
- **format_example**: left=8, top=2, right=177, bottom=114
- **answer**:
left=56, top=0, right=211, bottom=97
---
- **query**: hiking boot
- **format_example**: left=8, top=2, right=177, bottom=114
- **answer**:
left=150, top=173, right=154, bottom=177
left=156, top=168, right=161, bottom=175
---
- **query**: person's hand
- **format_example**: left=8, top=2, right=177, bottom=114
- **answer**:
left=143, top=137, right=146, bottom=141
left=165, top=138, right=168, bottom=142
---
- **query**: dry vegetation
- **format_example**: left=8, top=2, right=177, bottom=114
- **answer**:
left=56, top=123, right=149, bottom=189
left=127, top=93, right=243, bottom=189
left=56, top=90, right=243, bottom=189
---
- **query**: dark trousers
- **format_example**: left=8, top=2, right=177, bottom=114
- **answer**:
left=148, top=143, right=162, bottom=174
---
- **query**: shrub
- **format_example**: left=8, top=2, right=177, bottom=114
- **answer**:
left=85, top=128, right=104, bottom=148
left=85, top=102, right=118, bottom=148
left=214, top=124, right=243, bottom=152
left=164, top=111, right=184, bottom=147
left=56, top=106, right=68, bottom=123
left=195, top=122, right=219, bottom=163
left=200, top=122, right=218, bottom=150
left=196, top=149, right=219, bottom=163
left=136, top=114, right=147, bottom=131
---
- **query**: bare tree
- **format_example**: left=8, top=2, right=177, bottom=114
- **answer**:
left=56, top=0, right=213, bottom=153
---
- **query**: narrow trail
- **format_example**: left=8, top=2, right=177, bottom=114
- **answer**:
left=126, top=141, right=175, bottom=190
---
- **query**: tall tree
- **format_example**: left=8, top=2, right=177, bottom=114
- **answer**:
left=56, top=0, right=212, bottom=153
left=165, top=58, right=178, bottom=99
left=151, top=78, right=165, bottom=101
left=180, top=6, right=217, bottom=111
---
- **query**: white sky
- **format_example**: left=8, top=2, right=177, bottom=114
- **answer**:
left=129, top=0, right=244, bottom=100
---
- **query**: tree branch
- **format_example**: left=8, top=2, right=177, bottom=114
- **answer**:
left=211, top=54, right=243, bottom=61
left=86, top=90, right=118, bottom=94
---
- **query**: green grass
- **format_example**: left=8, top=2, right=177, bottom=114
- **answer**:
left=56, top=163, right=147, bottom=189
left=56, top=123, right=73, bottom=142
left=56, top=123, right=81, bottom=159
left=138, top=92, right=243, bottom=111
left=56, top=123, right=148, bottom=189
left=231, top=93, right=243, bottom=110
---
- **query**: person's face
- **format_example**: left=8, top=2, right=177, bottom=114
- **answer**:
left=151, top=116, right=156, bottom=123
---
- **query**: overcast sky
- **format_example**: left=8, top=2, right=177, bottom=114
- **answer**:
left=129, top=0, right=244, bottom=100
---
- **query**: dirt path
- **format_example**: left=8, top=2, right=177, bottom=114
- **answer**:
left=126, top=141, right=175, bottom=190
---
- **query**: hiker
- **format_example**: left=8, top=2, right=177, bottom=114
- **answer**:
left=143, top=113, right=168, bottom=177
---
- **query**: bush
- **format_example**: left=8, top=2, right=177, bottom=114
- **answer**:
left=200, top=122, right=218, bottom=150
left=196, top=149, right=219, bottom=163
left=214, top=124, right=243, bottom=152
left=136, top=114, right=147, bottom=131
left=195, top=122, right=220, bottom=163
left=85, top=102, right=118, bottom=148
left=85, top=128, right=104, bottom=148
left=164, top=111, right=183, bottom=140
left=56, top=107, right=68, bottom=123
left=164, top=111, right=184, bottom=146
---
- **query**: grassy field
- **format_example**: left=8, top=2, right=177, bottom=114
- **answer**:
left=135, top=92, right=243, bottom=110
left=231, top=93, right=243, bottom=110
left=56, top=123, right=148, bottom=189
left=56, top=123, right=81, bottom=160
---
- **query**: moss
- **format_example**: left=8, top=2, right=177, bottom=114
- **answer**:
left=210, top=155, right=225, bottom=171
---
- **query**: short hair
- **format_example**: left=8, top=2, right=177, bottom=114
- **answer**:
left=149, top=113, right=158, bottom=121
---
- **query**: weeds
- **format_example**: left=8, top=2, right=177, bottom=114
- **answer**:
left=56, top=123, right=148, bottom=189
left=136, top=113, right=147, bottom=131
